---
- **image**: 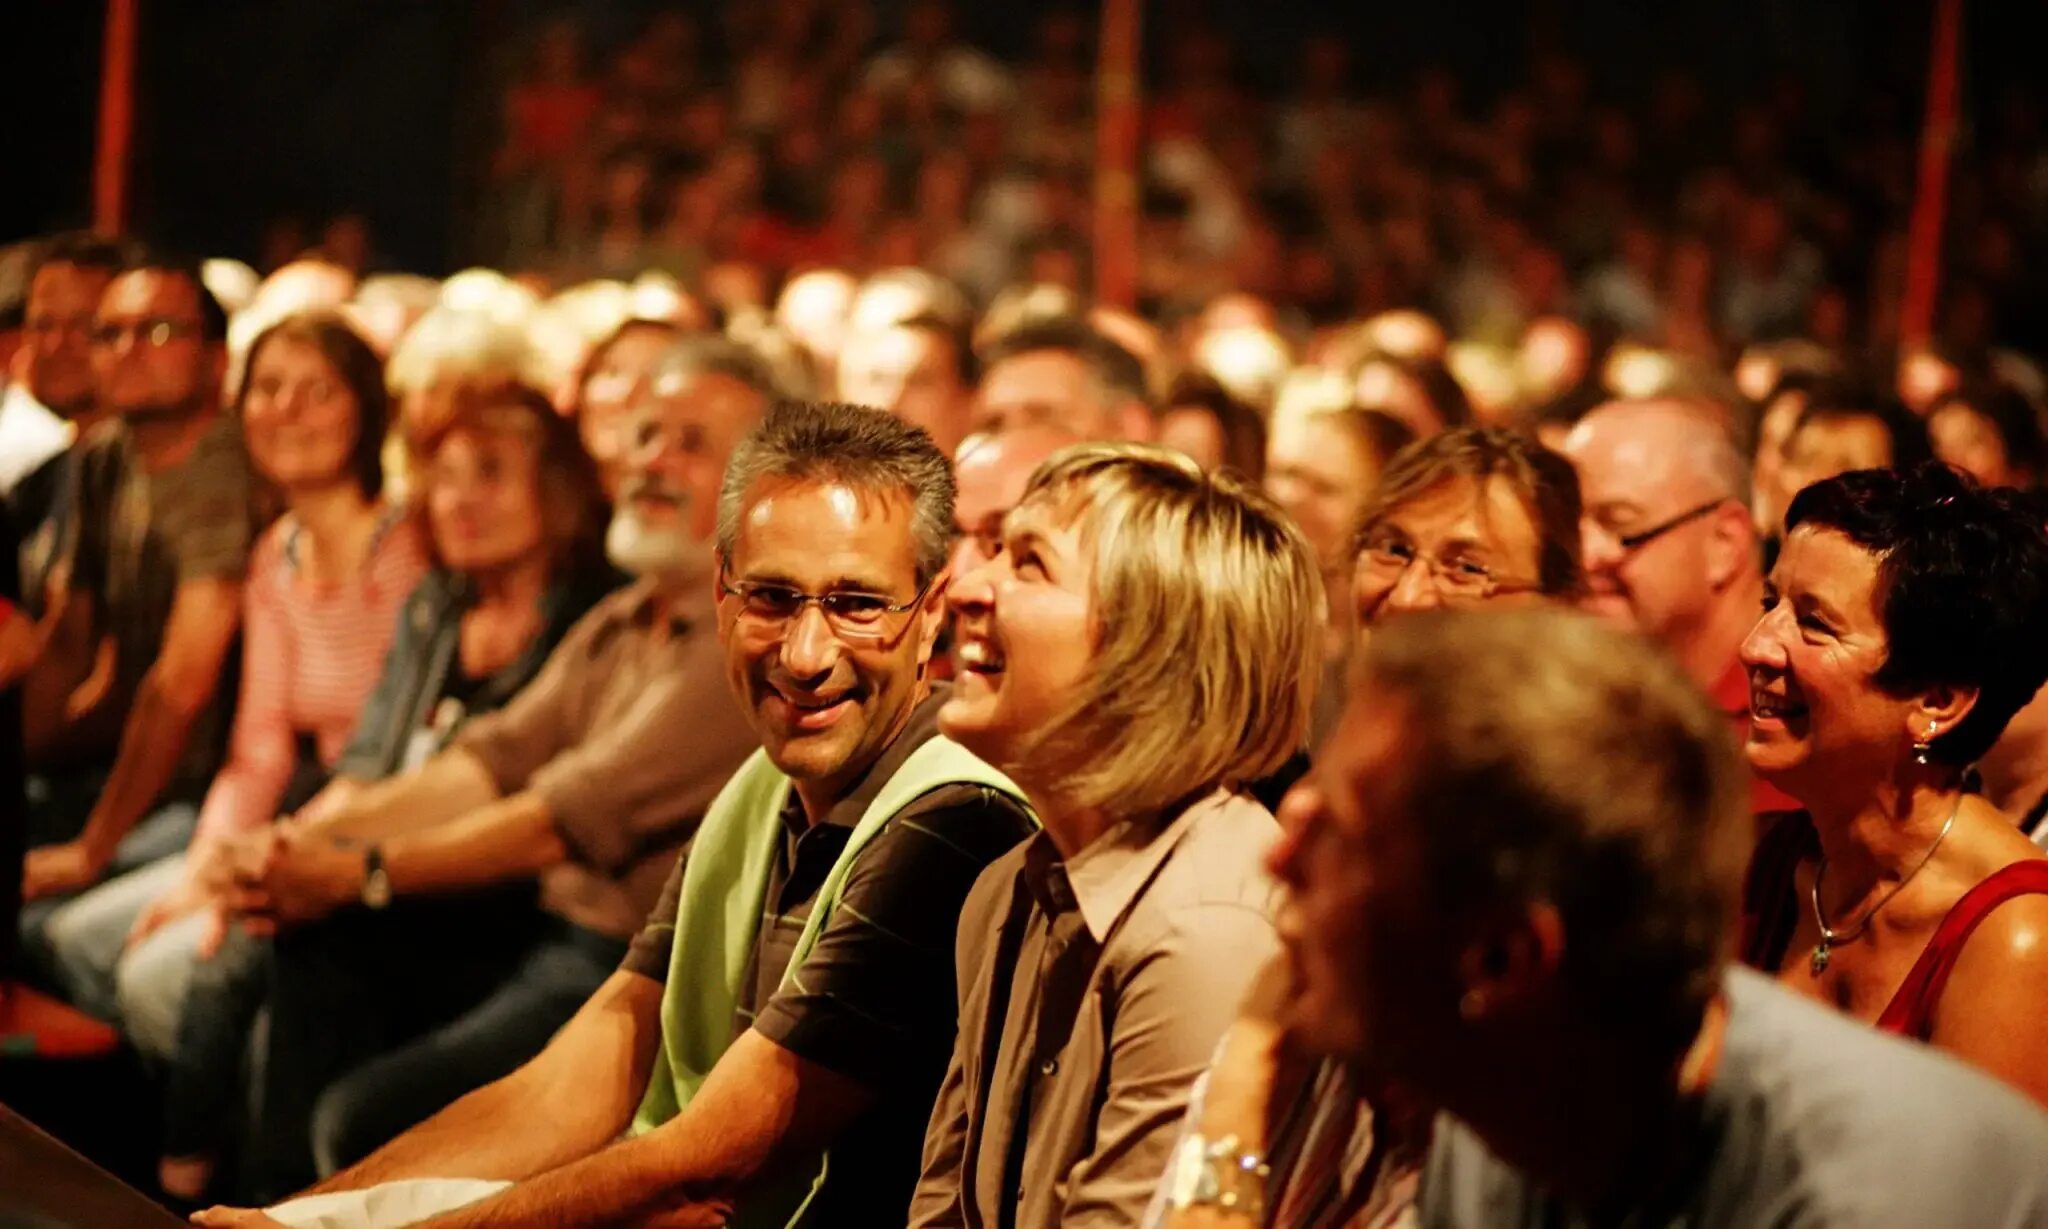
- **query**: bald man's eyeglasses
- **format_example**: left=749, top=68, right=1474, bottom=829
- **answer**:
left=1609, top=499, right=1728, bottom=552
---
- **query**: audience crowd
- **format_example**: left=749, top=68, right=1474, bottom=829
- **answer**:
left=2, top=10, right=2048, bottom=1228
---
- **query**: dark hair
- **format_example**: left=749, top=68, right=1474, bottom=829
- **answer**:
left=1785, top=462, right=2048, bottom=766
left=1926, top=384, right=2047, bottom=484
left=1163, top=372, right=1267, bottom=481
left=1356, top=427, right=1584, bottom=597
left=1356, top=349, right=1474, bottom=431
left=1359, top=606, right=1748, bottom=1044
left=897, top=310, right=978, bottom=389
left=236, top=312, right=389, bottom=500
left=35, top=231, right=132, bottom=278
left=981, top=314, right=1150, bottom=409
left=115, top=251, right=229, bottom=344
left=413, top=382, right=609, bottom=578
left=1793, top=384, right=1930, bottom=470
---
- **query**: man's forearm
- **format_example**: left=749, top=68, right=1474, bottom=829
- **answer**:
left=302, top=972, right=662, bottom=1198
left=383, top=791, right=567, bottom=897
left=76, top=672, right=199, bottom=858
left=300, top=750, right=500, bottom=842
left=419, top=1029, right=868, bottom=1229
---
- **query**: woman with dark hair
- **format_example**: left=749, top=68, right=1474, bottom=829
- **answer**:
left=152, top=383, right=617, bottom=1203
left=37, top=312, right=428, bottom=1028
left=1926, top=384, right=2045, bottom=490
left=1157, top=373, right=1269, bottom=481
left=1741, top=462, right=2048, bottom=1107
left=1352, top=349, right=1473, bottom=438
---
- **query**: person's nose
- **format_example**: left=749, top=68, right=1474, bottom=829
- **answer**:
left=1382, top=557, right=1443, bottom=613
left=1580, top=518, right=1624, bottom=574
left=947, top=551, right=998, bottom=615
left=1739, top=603, right=1788, bottom=672
left=779, top=601, right=843, bottom=682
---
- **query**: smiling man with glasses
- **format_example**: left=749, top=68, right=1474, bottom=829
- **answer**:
left=204, top=402, right=1035, bottom=1229
left=1563, top=398, right=1796, bottom=812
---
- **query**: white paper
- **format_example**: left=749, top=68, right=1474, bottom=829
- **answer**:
left=267, top=1178, right=512, bottom=1229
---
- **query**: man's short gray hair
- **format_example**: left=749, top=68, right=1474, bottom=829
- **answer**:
left=717, top=402, right=957, bottom=586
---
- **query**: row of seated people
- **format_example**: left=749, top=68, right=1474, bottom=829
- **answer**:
left=4, top=247, right=2048, bottom=1227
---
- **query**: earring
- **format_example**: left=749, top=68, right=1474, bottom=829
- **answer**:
left=1913, top=723, right=1938, bottom=766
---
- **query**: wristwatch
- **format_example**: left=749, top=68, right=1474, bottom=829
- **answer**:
left=1165, top=1132, right=1269, bottom=1219
left=360, top=845, right=393, bottom=910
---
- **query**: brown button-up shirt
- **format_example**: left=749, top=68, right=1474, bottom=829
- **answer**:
left=911, top=789, right=1283, bottom=1228
left=451, top=577, right=754, bottom=939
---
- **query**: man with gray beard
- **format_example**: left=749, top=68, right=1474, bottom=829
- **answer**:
left=225, top=338, right=776, bottom=1199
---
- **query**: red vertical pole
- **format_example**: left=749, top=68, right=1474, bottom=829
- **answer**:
left=1093, top=0, right=1142, bottom=309
left=1899, top=0, right=1963, bottom=347
left=93, top=0, right=138, bottom=234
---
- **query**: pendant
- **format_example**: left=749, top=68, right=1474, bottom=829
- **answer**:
left=1809, top=943, right=1831, bottom=976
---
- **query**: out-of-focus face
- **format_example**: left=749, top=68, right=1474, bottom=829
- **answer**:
left=1928, top=403, right=2025, bottom=489
left=718, top=478, right=945, bottom=799
left=1353, top=476, right=1545, bottom=623
left=839, top=326, right=970, bottom=456
left=1267, top=414, right=1376, bottom=573
left=775, top=271, right=857, bottom=369
left=1565, top=408, right=1733, bottom=639
left=947, top=426, right=1077, bottom=578
left=241, top=337, right=360, bottom=491
left=606, top=371, right=766, bottom=583
left=1898, top=350, right=1960, bottom=417
left=578, top=324, right=678, bottom=497
left=1778, top=413, right=1893, bottom=501
left=1267, top=694, right=1462, bottom=1068
left=424, top=425, right=547, bottom=574
left=18, top=261, right=114, bottom=417
left=940, top=494, right=1095, bottom=782
left=1741, top=525, right=1915, bottom=798
left=976, top=348, right=1122, bottom=441
left=1751, top=388, right=1808, bottom=536
left=91, top=269, right=218, bottom=421
left=1355, top=361, right=1443, bottom=438
left=1157, top=406, right=1227, bottom=472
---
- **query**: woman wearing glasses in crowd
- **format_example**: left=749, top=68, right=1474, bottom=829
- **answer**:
left=911, top=444, right=1323, bottom=1228
left=1740, top=463, right=2048, bottom=1108
left=1152, top=427, right=1585, bottom=1229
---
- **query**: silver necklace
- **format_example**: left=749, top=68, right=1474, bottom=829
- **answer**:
left=1808, top=796, right=1961, bottom=976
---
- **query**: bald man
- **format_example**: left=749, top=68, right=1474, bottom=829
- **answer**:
left=1564, top=399, right=1796, bottom=813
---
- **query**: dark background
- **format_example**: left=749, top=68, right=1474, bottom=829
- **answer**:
left=3, top=0, right=2041, bottom=274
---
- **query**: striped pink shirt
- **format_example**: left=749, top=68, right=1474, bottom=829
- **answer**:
left=190, top=509, right=429, bottom=845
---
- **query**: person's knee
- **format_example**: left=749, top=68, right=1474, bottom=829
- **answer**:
left=38, top=897, right=126, bottom=1019
left=114, top=925, right=201, bottom=1060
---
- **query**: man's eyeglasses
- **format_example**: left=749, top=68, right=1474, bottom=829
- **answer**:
left=718, top=569, right=935, bottom=643
left=91, top=319, right=201, bottom=349
left=1606, top=499, right=1727, bottom=552
left=1355, top=530, right=1543, bottom=602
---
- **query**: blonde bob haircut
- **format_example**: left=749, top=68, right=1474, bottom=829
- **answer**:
left=1011, top=443, right=1325, bottom=819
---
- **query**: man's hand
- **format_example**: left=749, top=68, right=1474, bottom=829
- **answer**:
left=243, top=828, right=366, bottom=929
left=22, top=839, right=109, bottom=901
left=189, top=1206, right=284, bottom=1227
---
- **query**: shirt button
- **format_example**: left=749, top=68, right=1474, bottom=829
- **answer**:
left=1039, top=1058, right=1059, bottom=1076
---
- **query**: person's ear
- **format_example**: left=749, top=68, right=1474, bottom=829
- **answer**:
left=1454, top=901, right=1564, bottom=1025
left=915, top=566, right=951, bottom=660
left=1908, top=684, right=1979, bottom=758
left=1703, top=501, right=1755, bottom=590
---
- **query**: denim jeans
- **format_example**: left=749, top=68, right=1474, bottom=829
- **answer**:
left=24, top=804, right=200, bottom=1019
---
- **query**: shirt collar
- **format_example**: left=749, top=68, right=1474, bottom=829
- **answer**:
left=1030, top=788, right=1231, bottom=944
left=789, top=684, right=954, bottom=832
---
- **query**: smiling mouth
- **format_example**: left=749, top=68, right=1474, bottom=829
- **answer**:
left=1750, top=688, right=1808, bottom=721
left=956, top=637, right=1006, bottom=677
